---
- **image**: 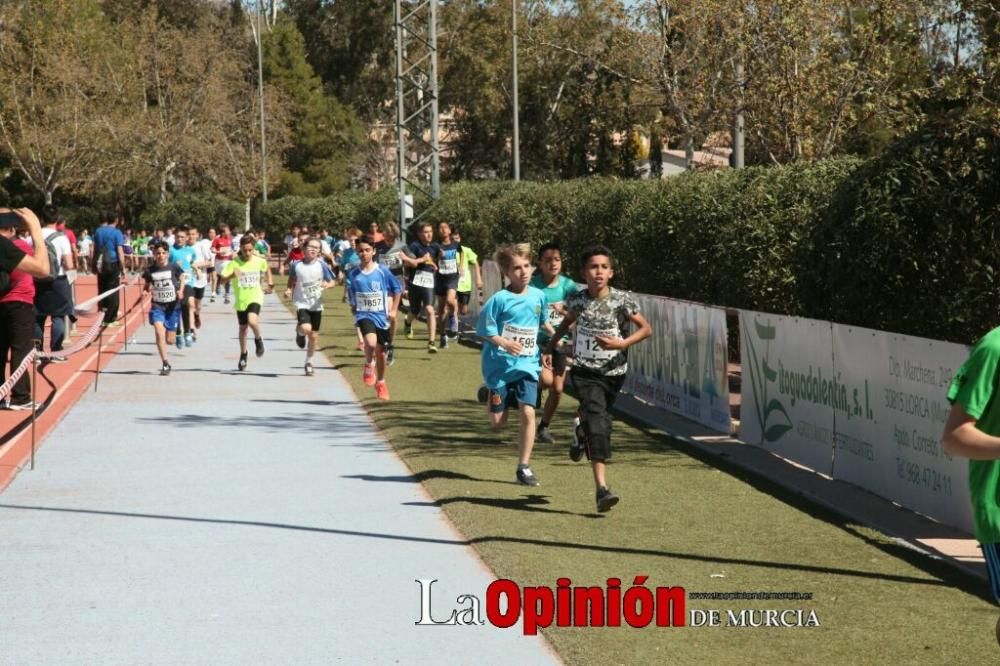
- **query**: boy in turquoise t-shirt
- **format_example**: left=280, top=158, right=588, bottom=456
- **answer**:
left=476, top=243, right=547, bottom=487
left=943, top=325, right=1000, bottom=605
left=529, top=241, right=579, bottom=444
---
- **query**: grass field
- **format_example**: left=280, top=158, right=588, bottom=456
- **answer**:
left=305, top=293, right=998, bottom=664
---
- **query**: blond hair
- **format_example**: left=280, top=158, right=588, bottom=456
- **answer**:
left=495, top=243, right=532, bottom=273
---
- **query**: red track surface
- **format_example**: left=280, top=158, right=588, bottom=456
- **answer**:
left=0, top=274, right=149, bottom=492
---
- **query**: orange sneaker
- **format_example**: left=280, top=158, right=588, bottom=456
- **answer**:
left=375, top=381, right=390, bottom=400
left=363, top=363, right=376, bottom=386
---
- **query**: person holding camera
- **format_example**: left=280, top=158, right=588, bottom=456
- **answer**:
left=0, top=208, right=50, bottom=410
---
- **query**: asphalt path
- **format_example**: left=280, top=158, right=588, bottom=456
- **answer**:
left=0, top=293, right=560, bottom=665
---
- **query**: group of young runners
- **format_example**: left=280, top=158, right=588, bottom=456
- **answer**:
left=137, top=218, right=651, bottom=512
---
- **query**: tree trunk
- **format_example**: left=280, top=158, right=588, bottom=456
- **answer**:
left=244, top=199, right=252, bottom=232
left=685, top=135, right=695, bottom=170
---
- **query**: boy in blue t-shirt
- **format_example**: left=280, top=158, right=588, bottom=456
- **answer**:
left=529, top=242, right=579, bottom=444
left=168, top=226, right=199, bottom=348
left=476, top=243, right=548, bottom=487
left=347, top=236, right=402, bottom=400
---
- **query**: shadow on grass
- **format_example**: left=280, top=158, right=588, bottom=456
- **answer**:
left=0, top=502, right=968, bottom=592
left=405, top=494, right=604, bottom=518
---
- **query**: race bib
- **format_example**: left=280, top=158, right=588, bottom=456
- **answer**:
left=412, top=270, right=434, bottom=289
left=302, top=280, right=323, bottom=302
left=238, top=271, right=260, bottom=289
left=439, top=258, right=458, bottom=274
left=574, top=325, right=619, bottom=361
left=152, top=278, right=176, bottom=303
left=356, top=291, right=385, bottom=312
left=502, top=323, right=538, bottom=357
left=547, top=302, right=565, bottom=329
left=380, top=253, right=402, bottom=269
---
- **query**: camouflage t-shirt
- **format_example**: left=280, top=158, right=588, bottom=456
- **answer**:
left=565, top=287, right=640, bottom=376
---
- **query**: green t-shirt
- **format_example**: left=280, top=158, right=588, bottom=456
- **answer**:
left=947, top=326, right=1000, bottom=542
left=133, top=236, right=150, bottom=256
left=529, top=273, right=578, bottom=343
left=220, top=254, right=268, bottom=311
left=457, top=246, right=478, bottom=293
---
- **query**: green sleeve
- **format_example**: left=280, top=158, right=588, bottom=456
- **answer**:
left=948, top=342, right=1000, bottom=420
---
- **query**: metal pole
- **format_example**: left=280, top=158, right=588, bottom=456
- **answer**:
left=256, top=0, right=268, bottom=203
left=429, top=0, right=441, bottom=199
left=512, top=0, right=520, bottom=181
left=123, top=285, right=129, bottom=351
left=395, top=0, right=408, bottom=231
left=95, top=326, right=102, bottom=393
left=733, top=59, right=745, bottom=169
left=30, top=345, right=38, bottom=471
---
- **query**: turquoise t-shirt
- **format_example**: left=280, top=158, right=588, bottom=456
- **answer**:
left=947, top=326, right=1000, bottom=542
left=476, top=286, right=547, bottom=389
left=529, top=273, right=578, bottom=343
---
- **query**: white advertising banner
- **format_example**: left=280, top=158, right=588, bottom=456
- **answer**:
left=830, top=325, right=973, bottom=532
left=623, top=296, right=731, bottom=433
left=739, top=311, right=836, bottom=475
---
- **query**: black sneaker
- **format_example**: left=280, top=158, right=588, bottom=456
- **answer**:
left=569, top=418, right=587, bottom=462
left=386, top=344, right=395, bottom=367
left=596, top=487, right=620, bottom=512
left=238, top=352, right=248, bottom=371
left=516, top=466, right=540, bottom=487
left=296, top=332, right=306, bottom=349
left=440, top=334, right=449, bottom=349
left=160, top=363, right=171, bottom=376
left=254, top=337, right=265, bottom=358
left=477, top=385, right=490, bottom=403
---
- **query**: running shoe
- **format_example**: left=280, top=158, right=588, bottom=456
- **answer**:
left=516, top=466, right=540, bottom=487
left=210, top=294, right=216, bottom=303
left=477, top=385, right=489, bottom=403
left=184, top=333, right=194, bottom=347
left=194, top=313, right=202, bottom=329
left=254, top=337, right=265, bottom=358
left=570, top=416, right=587, bottom=462
left=176, top=334, right=185, bottom=349
left=596, top=487, right=620, bottom=513
left=7, top=401, right=39, bottom=411
left=405, top=323, right=413, bottom=339
left=386, top=344, right=395, bottom=367
left=440, top=334, right=449, bottom=349
left=427, top=342, right=438, bottom=354
left=224, top=296, right=231, bottom=304
left=296, top=332, right=306, bottom=349
left=363, top=363, right=376, bottom=386
left=304, top=362, right=314, bottom=377
left=46, top=355, right=69, bottom=364
left=238, top=352, right=248, bottom=371
left=536, top=425, right=555, bottom=444
left=160, top=363, right=172, bottom=376
left=375, top=381, right=390, bottom=401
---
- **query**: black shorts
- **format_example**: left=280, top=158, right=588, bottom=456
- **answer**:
left=457, top=291, right=471, bottom=306
left=193, top=286, right=206, bottom=300
left=434, top=274, right=459, bottom=296
left=409, top=285, right=435, bottom=311
left=569, top=368, right=626, bottom=462
left=357, top=318, right=391, bottom=347
left=236, top=302, right=262, bottom=325
left=183, top=285, right=195, bottom=300
left=297, top=309, right=322, bottom=331
left=205, top=266, right=215, bottom=275
left=545, top=346, right=570, bottom=375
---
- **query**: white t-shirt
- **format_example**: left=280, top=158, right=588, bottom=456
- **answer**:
left=78, top=237, right=93, bottom=256
left=26, top=227, right=72, bottom=276
left=193, top=239, right=214, bottom=288
left=291, top=259, right=335, bottom=311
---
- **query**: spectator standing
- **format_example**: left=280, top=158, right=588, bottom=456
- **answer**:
left=0, top=208, right=49, bottom=410
left=29, top=205, right=74, bottom=359
left=92, top=211, right=126, bottom=326
left=77, top=229, right=93, bottom=275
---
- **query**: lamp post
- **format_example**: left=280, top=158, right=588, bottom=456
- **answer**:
left=512, top=0, right=520, bottom=181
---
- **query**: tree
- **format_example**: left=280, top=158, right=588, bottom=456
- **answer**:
left=261, top=18, right=364, bottom=196
left=0, top=0, right=120, bottom=203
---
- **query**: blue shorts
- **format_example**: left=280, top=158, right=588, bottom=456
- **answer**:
left=488, top=376, right=539, bottom=414
left=149, top=305, right=181, bottom=332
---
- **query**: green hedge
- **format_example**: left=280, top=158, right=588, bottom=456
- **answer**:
left=801, top=108, right=1000, bottom=343
left=138, top=194, right=245, bottom=234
